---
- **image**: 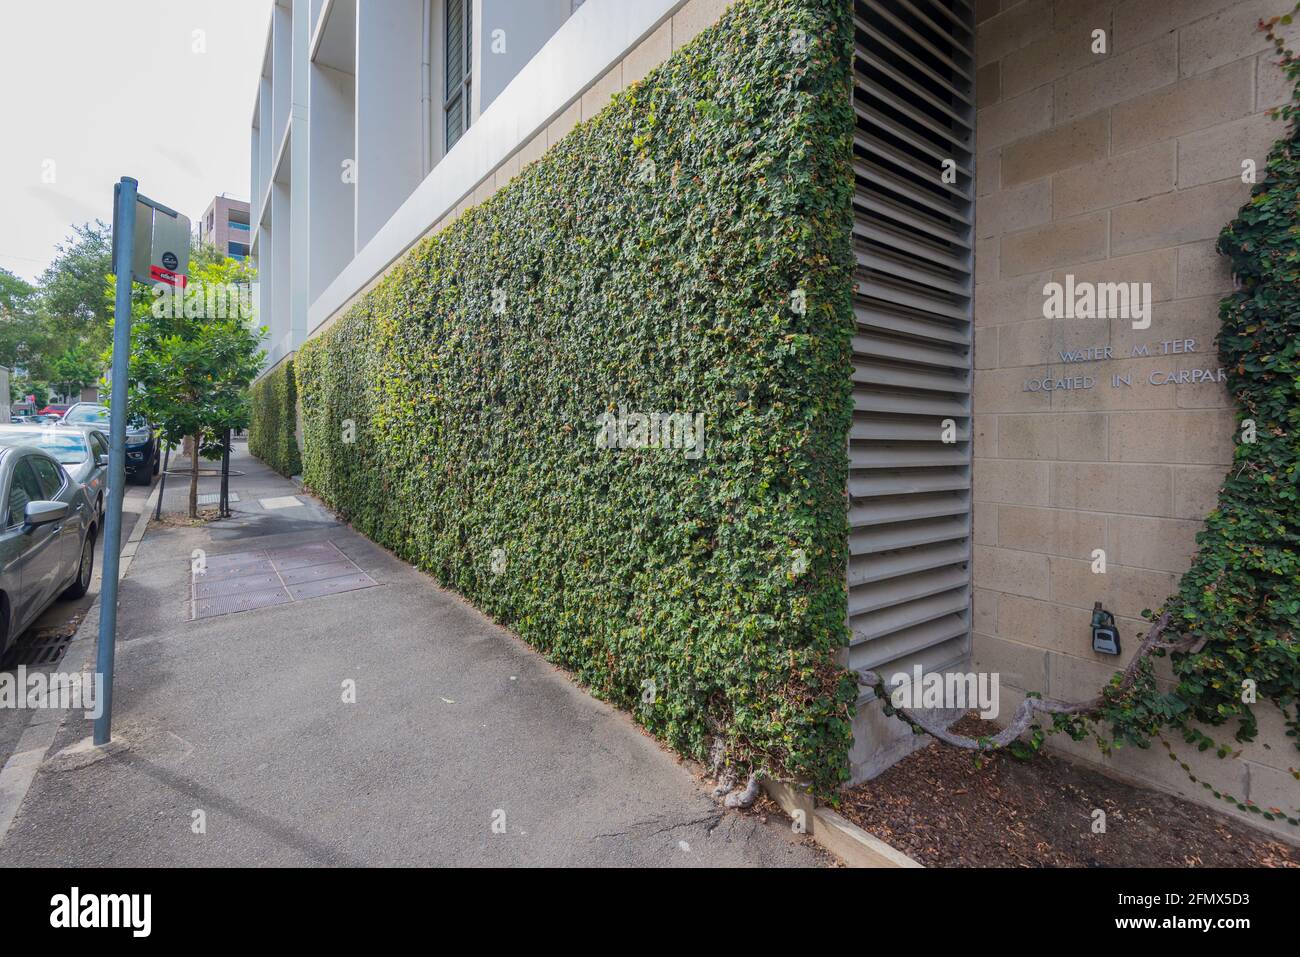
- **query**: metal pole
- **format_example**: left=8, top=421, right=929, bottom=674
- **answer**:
left=94, top=176, right=136, bottom=746
left=154, top=442, right=170, bottom=520
left=220, top=429, right=231, bottom=518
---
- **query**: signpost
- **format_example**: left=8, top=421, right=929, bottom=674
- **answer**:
left=95, top=177, right=189, bottom=747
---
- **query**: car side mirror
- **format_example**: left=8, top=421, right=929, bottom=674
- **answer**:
left=98, top=454, right=109, bottom=467
left=24, top=500, right=69, bottom=527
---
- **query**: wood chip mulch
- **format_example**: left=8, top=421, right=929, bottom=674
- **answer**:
left=837, top=715, right=1299, bottom=868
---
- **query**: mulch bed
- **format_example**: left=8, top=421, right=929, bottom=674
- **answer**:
left=838, top=715, right=1298, bottom=868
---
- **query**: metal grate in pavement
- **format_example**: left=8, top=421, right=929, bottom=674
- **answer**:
left=192, top=586, right=293, bottom=619
left=1, top=630, right=76, bottom=669
left=189, top=540, right=378, bottom=620
left=196, top=492, right=240, bottom=506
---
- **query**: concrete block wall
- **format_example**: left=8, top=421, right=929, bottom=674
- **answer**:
left=973, top=0, right=1298, bottom=839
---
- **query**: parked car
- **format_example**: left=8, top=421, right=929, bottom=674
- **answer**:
left=0, top=425, right=110, bottom=521
left=62, top=403, right=158, bottom=484
left=36, top=404, right=70, bottom=418
left=0, top=444, right=97, bottom=656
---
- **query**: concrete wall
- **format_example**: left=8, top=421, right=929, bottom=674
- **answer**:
left=973, top=0, right=1298, bottom=838
left=477, top=0, right=575, bottom=115
left=303, top=0, right=727, bottom=342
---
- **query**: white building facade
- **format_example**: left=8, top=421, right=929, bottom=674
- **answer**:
left=250, top=0, right=724, bottom=372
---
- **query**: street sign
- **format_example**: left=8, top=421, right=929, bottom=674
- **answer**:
left=127, top=196, right=190, bottom=287
left=98, top=176, right=190, bottom=747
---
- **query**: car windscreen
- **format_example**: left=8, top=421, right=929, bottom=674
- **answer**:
left=0, top=429, right=88, bottom=465
left=68, top=407, right=149, bottom=431
left=64, top=406, right=109, bottom=425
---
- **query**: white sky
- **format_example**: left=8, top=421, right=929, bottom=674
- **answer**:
left=0, top=0, right=272, bottom=282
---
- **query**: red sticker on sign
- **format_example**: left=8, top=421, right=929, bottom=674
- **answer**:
left=149, top=265, right=187, bottom=287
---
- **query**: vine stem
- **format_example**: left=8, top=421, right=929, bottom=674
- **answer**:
left=862, top=611, right=1194, bottom=751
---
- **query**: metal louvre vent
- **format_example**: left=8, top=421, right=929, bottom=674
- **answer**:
left=851, top=0, right=975, bottom=690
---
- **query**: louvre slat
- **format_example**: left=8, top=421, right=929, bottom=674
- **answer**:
left=859, top=162, right=970, bottom=223
left=852, top=391, right=969, bottom=417
left=893, top=0, right=973, bottom=58
left=858, top=20, right=973, bottom=108
left=851, top=445, right=970, bottom=470
left=855, top=302, right=970, bottom=346
left=851, top=588, right=970, bottom=643
left=859, top=1, right=972, bottom=83
left=862, top=249, right=972, bottom=297
left=858, top=81, right=974, bottom=154
left=853, top=360, right=970, bottom=393
left=851, top=565, right=970, bottom=616
left=853, top=332, right=968, bottom=368
left=852, top=514, right=970, bottom=553
left=914, top=0, right=976, bottom=39
left=850, top=626, right=969, bottom=677
left=850, top=470, right=971, bottom=497
left=850, top=539, right=971, bottom=586
left=857, top=139, right=974, bottom=205
left=851, top=417, right=970, bottom=442
left=850, top=0, right=974, bottom=715
left=856, top=192, right=972, bottom=250
left=856, top=218, right=968, bottom=272
left=858, top=281, right=970, bottom=321
left=856, top=104, right=964, bottom=179
left=850, top=492, right=969, bottom=527
left=855, top=46, right=973, bottom=132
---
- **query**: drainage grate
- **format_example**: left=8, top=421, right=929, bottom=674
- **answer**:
left=196, top=492, right=240, bottom=506
left=1, top=629, right=77, bottom=669
left=189, top=540, right=378, bottom=620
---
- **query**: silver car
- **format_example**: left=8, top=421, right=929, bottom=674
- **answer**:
left=0, top=425, right=110, bottom=521
left=0, top=445, right=97, bottom=655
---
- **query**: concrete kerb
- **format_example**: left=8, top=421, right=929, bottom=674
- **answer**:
left=762, top=779, right=923, bottom=868
left=0, top=481, right=161, bottom=845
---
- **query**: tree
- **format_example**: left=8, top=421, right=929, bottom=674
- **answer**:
left=0, top=267, right=50, bottom=376
left=47, top=342, right=103, bottom=398
left=38, top=221, right=114, bottom=352
left=121, top=255, right=264, bottom=518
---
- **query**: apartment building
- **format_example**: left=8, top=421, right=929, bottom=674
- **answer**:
left=250, top=0, right=597, bottom=367
left=199, top=194, right=252, bottom=261
left=251, top=0, right=1297, bottom=835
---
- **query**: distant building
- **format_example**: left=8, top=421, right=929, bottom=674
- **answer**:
left=198, top=195, right=252, bottom=261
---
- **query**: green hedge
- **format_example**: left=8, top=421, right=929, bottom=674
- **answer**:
left=249, top=359, right=302, bottom=478
left=294, top=0, right=857, bottom=791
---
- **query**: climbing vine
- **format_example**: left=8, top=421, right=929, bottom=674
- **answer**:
left=291, top=0, right=858, bottom=795
left=871, top=8, right=1300, bottom=826
left=249, top=359, right=302, bottom=478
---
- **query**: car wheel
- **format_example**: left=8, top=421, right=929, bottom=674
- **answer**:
left=62, top=532, right=94, bottom=600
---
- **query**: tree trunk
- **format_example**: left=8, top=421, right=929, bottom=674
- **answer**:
left=189, top=433, right=200, bottom=519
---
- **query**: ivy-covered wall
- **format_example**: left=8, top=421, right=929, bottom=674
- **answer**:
left=249, top=359, right=303, bottom=478
left=292, top=0, right=858, bottom=790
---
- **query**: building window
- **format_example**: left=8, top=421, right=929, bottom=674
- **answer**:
left=229, top=241, right=249, bottom=261
left=444, top=0, right=472, bottom=151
